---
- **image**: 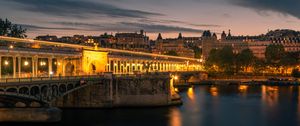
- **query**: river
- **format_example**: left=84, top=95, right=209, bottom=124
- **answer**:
left=4, top=85, right=300, bottom=126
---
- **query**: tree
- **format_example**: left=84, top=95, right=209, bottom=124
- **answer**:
left=219, top=46, right=235, bottom=74
left=0, top=18, right=27, bottom=38
left=265, top=44, right=285, bottom=65
left=292, top=69, right=300, bottom=78
left=165, top=50, right=178, bottom=56
left=205, top=46, right=235, bottom=75
left=280, top=52, right=299, bottom=67
left=253, top=58, right=266, bottom=74
left=192, top=46, right=202, bottom=58
left=236, top=49, right=255, bottom=72
left=205, top=48, right=220, bottom=72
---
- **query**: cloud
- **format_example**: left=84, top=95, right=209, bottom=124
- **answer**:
left=6, top=0, right=163, bottom=18
left=228, top=0, right=300, bottom=19
left=50, top=21, right=204, bottom=33
left=119, top=22, right=204, bottom=33
left=19, top=24, right=83, bottom=31
left=139, top=19, right=221, bottom=28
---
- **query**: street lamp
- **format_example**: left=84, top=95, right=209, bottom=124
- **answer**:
left=40, top=61, right=46, bottom=66
left=24, top=61, right=29, bottom=66
left=4, top=60, right=9, bottom=66
left=174, top=76, right=178, bottom=80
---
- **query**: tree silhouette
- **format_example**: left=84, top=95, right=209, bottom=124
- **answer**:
left=0, top=18, right=27, bottom=38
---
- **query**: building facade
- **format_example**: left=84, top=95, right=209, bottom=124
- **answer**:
left=153, top=33, right=195, bottom=58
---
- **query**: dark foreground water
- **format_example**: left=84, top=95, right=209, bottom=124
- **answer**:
left=5, top=85, right=300, bottom=126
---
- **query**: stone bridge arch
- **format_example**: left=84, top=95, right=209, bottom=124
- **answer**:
left=0, top=76, right=106, bottom=108
left=0, top=93, right=48, bottom=108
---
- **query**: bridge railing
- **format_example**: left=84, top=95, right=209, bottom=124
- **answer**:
left=0, top=74, right=106, bottom=85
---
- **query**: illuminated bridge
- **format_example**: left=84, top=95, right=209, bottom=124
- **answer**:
left=0, top=36, right=204, bottom=110
left=0, top=36, right=203, bottom=78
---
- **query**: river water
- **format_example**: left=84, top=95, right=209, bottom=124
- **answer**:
left=6, top=85, right=300, bottom=126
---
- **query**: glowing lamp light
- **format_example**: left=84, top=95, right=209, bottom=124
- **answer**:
left=24, top=61, right=29, bottom=66
left=174, top=88, right=179, bottom=92
left=4, top=60, right=9, bottom=65
left=199, top=59, right=204, bottom=63
left=40, top=61, right=46, bottom=66
left=174, top=76, right=178, bottom=80
left=49, top=71, right=54, bottom=75
left=9, top=45, right=14, bottom=49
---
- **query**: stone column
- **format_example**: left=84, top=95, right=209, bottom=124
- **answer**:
left=159, top=63, right=162, bottom=72
left=35, top=57, right=38, bottom=77
left=116, top=60, right=119, bottom=74
left=13, top=56, right=16, bottom=78
left=62, top=58, right=65, bottom=76
left=106, top=59, right=109, bottom=72
left=129, top=61, right=132, bottom=74
left=124, top=61, right=127, bottom=74
left=32, top=57, right=35, bottom=77
left=48, top=57, right=53, bottom=76
left=111, top=60, right=115, bottom=74
left=122, top=61, right=125, bottom=74
left=18, top=56, right=21, bottom=78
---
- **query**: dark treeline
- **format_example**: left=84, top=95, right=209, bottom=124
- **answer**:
left=205, top=44, right=299, bottom=77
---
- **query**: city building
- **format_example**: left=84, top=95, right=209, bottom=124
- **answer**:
left=153, top=33, right=195, bottom=58
left=201, top=30, right=300, bottom=59
left=115, top=30, right=150, bottom=52
left=35, top=35, right=59, bottom=42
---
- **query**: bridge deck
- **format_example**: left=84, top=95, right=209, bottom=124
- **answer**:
left=0, top=75, right=106, bottom=86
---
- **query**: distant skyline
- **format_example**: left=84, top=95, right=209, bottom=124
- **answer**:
left=1, top=0, right=300, bottom=39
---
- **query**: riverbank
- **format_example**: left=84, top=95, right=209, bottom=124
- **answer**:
left=198, top=76, right=299, bottom=86
left=0, top=107, right=61, bottom=122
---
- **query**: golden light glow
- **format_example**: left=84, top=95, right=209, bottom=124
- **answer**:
left=32, top=43, right=40, bottom=48
left=9, top=45, right=14, bottom=49
left=40, top=61, right=46, bottom=66
left=210, top=86, right=218, bottom=96
left=0, top=36, right=201, bottom=61
left=4, top=60, right=9, bottom=65
left=174, top=88, right=179, bottom=92
left=262, top=86, right=279, bottom=107
left=24, top=61, right=29, bottom=66
left=187, top=87, right=195, bottom=101
left=169, top=108, right=182, bottom=126
left=82, top=50, right=108, bottom=74
left=239, top=85, right=248, bottom=92
left=174, top=76, right=178, bottom=80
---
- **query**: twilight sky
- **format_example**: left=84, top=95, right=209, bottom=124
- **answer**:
left=1, top=0, right=300, bottom=39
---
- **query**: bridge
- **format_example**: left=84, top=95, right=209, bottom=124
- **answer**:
left=0, top=36, right=203, bottom=78
left=0, top=36, right=205, bottom=111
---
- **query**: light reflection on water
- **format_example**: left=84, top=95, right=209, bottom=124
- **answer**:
left=4, top=85, right=300, bottom=126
